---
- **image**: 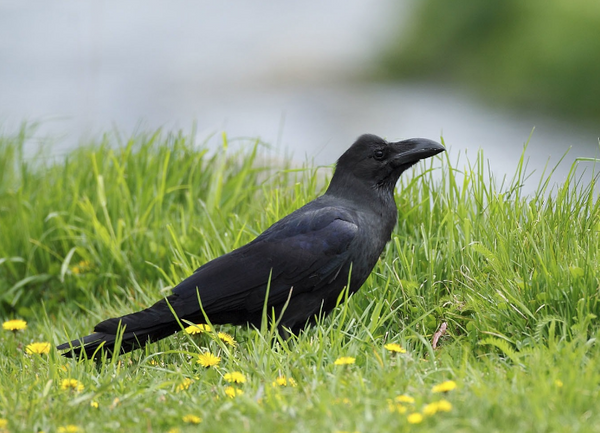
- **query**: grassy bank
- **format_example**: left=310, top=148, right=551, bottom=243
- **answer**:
left=1, top=128, right=599, bottom=432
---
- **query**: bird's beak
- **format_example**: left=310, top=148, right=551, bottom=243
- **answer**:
left=391, top=138, right=445, bottom=166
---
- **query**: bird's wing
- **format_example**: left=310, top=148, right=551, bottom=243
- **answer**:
left=171, top=206, right=358, bottom=316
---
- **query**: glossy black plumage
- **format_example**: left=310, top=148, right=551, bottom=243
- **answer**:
left=57, top=134, right=444, bottom=358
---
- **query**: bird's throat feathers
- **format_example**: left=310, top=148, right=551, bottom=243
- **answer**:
left=326, top=163, right=400, bottom=204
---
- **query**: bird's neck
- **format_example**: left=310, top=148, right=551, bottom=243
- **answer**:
left=325, top=172, right=398, bottom=217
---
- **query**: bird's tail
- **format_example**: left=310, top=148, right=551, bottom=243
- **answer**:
left=57, top=297, right=186, bottom=359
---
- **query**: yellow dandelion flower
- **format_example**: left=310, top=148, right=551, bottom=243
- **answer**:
left=436, top=399, right=452, bottom=412
left=555, top=379, right=564, bottom=388
left=334, top=356, right=356, bottom=365
left=26, top=342, right=51, bottom=355
left=2, top=319, right=27, bottom=331
left=384, top=343, right=406, bottom=353
left=395, top=394, right=415, bottom=404
left=182, top=414, right=202, bottom=424
left=90, top=401, right=99, bottom=408
left=272, top=375, right=297, bottom=387
left=71, top=260, right=91, bottom=275
left=407, top=413, right=423, bottom=424
left=273, top=376, right=287, bottom=387
left=57, top=425, right=81, bottom=433
left=224, top=386, right=244, bottom=398
left=184, top=324, right=211, bottom=334
left=423, top=402, right=439, bottom=416
left=176, top=378, right=194, bottom=392
left=197, top=352, right=221, bottom=368
left=223, top=371, right=246, bottom=383
left=167, top=428, right=181, bottom=433
left=0, top=419, right=7, bottom=428
left=217, top=332, right=236, bottom=346
left=432, top=380, right=457, bottom=393
left=60, top=378, right=84, bottom=392
left=387, top=401, right=407, bottom=413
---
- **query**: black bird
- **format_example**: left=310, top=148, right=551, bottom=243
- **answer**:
left=57, top=134, right=444, bottom=358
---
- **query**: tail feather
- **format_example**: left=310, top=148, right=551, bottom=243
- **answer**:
left=57, top=296, right=189, bottom=359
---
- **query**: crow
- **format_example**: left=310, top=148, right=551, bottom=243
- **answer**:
left=57, top=134, right=444, bottom=358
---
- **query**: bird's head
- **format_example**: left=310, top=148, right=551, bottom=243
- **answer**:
left=327, top=134, right=445, bottom=196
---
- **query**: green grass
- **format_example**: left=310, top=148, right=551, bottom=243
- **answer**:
left=1, top=127, right=600, bottom=432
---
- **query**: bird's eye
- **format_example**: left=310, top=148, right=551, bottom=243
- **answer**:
left=373, top=149, right=385, bottom=160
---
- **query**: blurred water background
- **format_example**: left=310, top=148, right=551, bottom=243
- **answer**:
left=1, top=1, right=599, bottom=193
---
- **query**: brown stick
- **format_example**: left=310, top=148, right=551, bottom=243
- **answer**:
left=432, top=322, right=447, bottom=349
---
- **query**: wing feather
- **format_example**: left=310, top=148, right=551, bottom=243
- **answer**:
left=171, top=206, right=358, bottom=317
